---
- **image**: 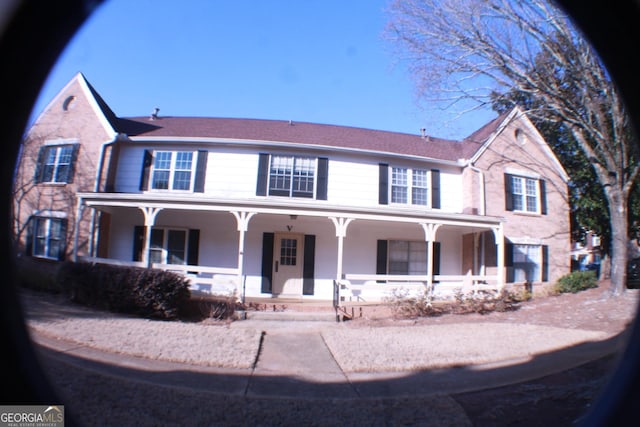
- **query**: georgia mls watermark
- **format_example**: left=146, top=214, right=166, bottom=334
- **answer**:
left=0, top=406, right=64, bottom=427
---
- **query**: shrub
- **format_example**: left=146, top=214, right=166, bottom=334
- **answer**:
left=56, top=261, right=191, bottom=320
left=14, top=256, right=62, bottom=293
left=179, top=296, right=239, bottom=321
left=385, top=287, right=522, bottom=318
left=555, top=270, right=598, bottom=294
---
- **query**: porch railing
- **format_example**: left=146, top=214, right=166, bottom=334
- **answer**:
left=78, top=256, right=241, bottom=298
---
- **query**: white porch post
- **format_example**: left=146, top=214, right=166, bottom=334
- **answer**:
left=72, top=198, right=85, bottom=262
left=139, top=207, right=162, bottom=268
left=421, top=222, right=442, bottom=292
left=329, top=217, right=354, bottom=280
left=231, top=211, right=256, bottom=280
left=492, top=223, right=505, bottom=291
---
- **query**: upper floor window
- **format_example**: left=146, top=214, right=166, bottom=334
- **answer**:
left=256, top=153, right=329, bottom=200
left=504, top=173, right=547, bottom=214
left=139, top=150, right=207, bottom=193
left=25, top=216, right=67, bottom=260
left=379, top=164, right=440, bottom=208
left=391, top=167, right=429, bottom=205
left=152, top=151, right=194, bottom=190
left=34, top=143, right=79, bottom=184
left=269, top=155, right=315, bottom=198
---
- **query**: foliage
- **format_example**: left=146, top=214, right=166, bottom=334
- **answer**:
left=56, top=261, right=191, bottom=320
left=555, top=271, right=599, bottom=294
left=14, top=256, right=62, bottom=293
left=179, top=296, right=239, bottom=321
left=386, top=287, right=522, bottom=318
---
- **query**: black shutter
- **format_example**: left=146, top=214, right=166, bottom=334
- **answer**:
left=139, top=150, right=153, bottom=191
left=194, top=150, right=208, bottom=193
left=542, top=245, right=549, bottom=282
left=58, top=219, right=68, bottom=261
left=432, top=241, right=441, bottom=276
left=316, top=157, right=329, bottom=200
left=376, top=239, right=388, bottom=283
left=379, top=164, right=389, bottom=205
left=34, top=146, right=46, bottom=183
left=256, top=153, right=269, bottom=196
left=25, top=216, right=34, bottom=256
left=505, top=241, right=514, bottom=283
left=261, top=232, right=274, bottom=293
left=504, top=173, right=514, bottom=211
left=431, top=169, right=441, bottom=209
left=133, top=225, right=145, bottom=262
left=303, top=234, right=316, bottom=295
left=66, top=144, right=80, bottom=184
left=539, top=179, right=548, bottom=215
left=187, top=229, right=200, bottom=266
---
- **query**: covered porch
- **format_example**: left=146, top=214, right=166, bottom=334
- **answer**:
left=75, top=192, right=505, bottom=304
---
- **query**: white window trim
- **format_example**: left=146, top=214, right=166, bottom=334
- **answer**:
left=31, top=216, right=65, bottom=260
left=149, top=150, right=197, bottom=192
left=149, top=226, right=190, bottom=265
left=389, top=167, right=431, bottom=207
left=511, top=175, right=541, bottom=214
left=267, top=154, right=318, bottom=198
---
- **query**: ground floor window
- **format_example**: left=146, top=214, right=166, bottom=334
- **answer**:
left=512, top=244, right=541, bottom=283
left=28, top=216, right=67, bottom=260
left=149, top=228, right=187, bottom=264
left=388, top=240, right=428, bottom=275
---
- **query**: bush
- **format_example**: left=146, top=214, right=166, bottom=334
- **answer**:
left=179, top=296, right=239, bottom=321
left=555, top=270, right=598, bottom=294
left=385, top=287, right=522, bottom=318
left=14, top=256, right=62, bottom=293
left=56, top=261, right=191, bottom=320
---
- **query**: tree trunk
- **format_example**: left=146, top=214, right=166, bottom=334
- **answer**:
left=608, top=192, right=629, bottom=296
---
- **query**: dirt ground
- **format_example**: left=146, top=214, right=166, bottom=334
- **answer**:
left=21, top=281, right=640, bottom=426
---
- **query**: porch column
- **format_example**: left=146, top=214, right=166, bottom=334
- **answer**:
left=492, top=223, right=505, bottom=291
left=72, top=198, right=85, bottom=262
left=139, top=207, right=162, bottom=267
left=329, top=217, right=354, bottom=280
left=421, top=223, right=442, bottom=292
left=231, top=211, right=257, bottom=283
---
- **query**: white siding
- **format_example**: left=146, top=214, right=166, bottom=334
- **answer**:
left=328, top=158, right=379, bottom=207
left=114, top=146, right=147, bottom=193
left=205, top=151, right=259, bottom=198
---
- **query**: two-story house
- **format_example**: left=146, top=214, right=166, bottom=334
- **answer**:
left=14, top=73, right=570, bottom=302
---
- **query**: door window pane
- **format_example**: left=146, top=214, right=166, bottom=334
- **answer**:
left=280, top=238, right=297, bottom=266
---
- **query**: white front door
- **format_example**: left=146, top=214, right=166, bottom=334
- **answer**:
left=272, top=233, right=304, bottom=296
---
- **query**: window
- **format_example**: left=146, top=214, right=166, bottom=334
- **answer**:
left=279, top=238, right=298, bottom=266
left=151, top=151, right=194, bottom=190
left=269, top=155, right=315, bottom=198
left=512, top=244, right=541, bottom=283
left=388, top=240, right=428, bottom=275
left=505, top=173, right=547, bottom=214
left=390, top=167, right=429, bottom=206
left=149, top=228, right=187, bottom=265
left=27, top=216, right=67, bottom=260
left=35, top=144, right=79, bottom=184
left=256, top=154, right=328, bottom=200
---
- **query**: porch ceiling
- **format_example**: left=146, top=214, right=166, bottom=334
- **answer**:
left=76, top=192, right=504, bottom=229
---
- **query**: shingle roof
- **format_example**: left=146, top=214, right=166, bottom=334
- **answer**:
left=116, top=116, right=489, bottom=162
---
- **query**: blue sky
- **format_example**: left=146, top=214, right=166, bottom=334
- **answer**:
left=31, top=0, right=497, bottom=139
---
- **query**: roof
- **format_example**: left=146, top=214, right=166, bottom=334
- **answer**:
left=115, top=116, right=485, bottom=162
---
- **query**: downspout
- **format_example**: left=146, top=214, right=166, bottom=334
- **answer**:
left=469, top=163, right=486, bottom=216
left=88, top=133, right=125, bottom=256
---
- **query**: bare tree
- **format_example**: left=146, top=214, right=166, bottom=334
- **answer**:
left=386, top=0, right=639, bottom=295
